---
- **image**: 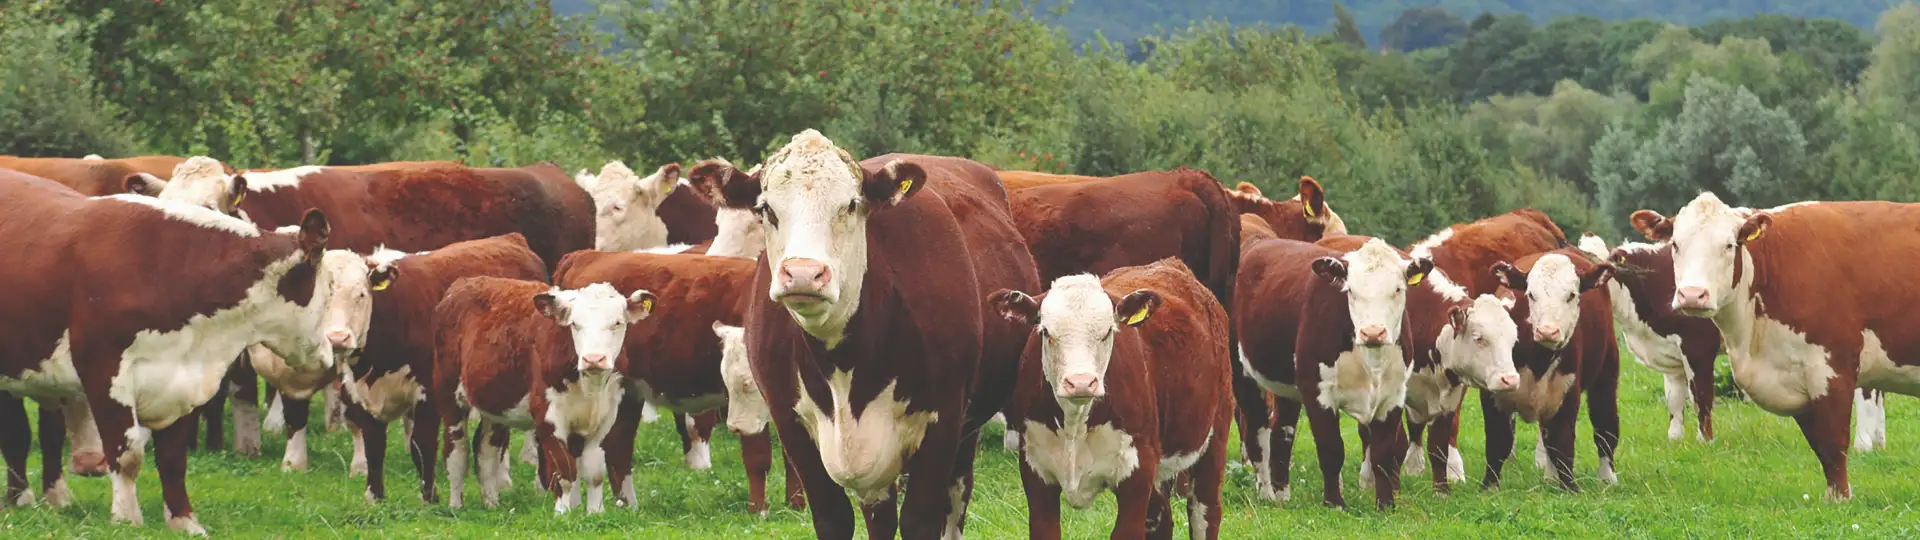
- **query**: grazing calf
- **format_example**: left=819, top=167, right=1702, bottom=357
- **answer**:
left=993, top=259, right=1233, bottom=539
left=1632, top=194, right=1920, bottom=500
left=688, top=131, right=1040, bottom=538
left=1484, top=248, right=1622, bottom=491
left=434, top=278, right=656, bottom=513
left=340, top=234, right=549, bottom=503
left=1578, top=234, right=1723, bottom=442
left=0, top=170, right=335, bottom=534
left=574, top=161, right=682, bottom=252
left=1235, top=237, right=1432, bottom=508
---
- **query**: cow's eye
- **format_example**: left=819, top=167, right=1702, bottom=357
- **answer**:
left=755, top=202, right=780, bottom=228
left=846, top=199, right=860, bottom=214
left=1566, top=292, right=1577, bottom=302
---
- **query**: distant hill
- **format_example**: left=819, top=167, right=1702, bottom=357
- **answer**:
left=551, top=1, right=1899, bottom=46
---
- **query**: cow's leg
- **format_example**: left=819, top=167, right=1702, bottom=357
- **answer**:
left=772, top=403, right=855, bottom=539
left=231, top=360, right=262, bottom=457
left=741, top=428, right=774, bottom=515
left=37, top=404, right=71, bottom=507
left=183, top=386, right=209, bottom=452
left=1227, top=352, right=1271, bottom=496
left=79, top=370, right=144, bottom=525
left=477, top=421, right=510, bottom=509
left=640, top=398, right=660, bottom=424
left=520, top=432, right=540, bottom=467
left=1662, top=372, right=1690, bottom=441
left=583, top=433, right=610, bottom=514
left=684, top=411, right=716, bottom=471
left=0, top=395, right=33, bottom=507
left=1111, top=465, right=1156, bottom=540
left=1267, top=397, right=1303, bottom=503
left=1144, top=480, right=1174, bottom=540
left=263, top=394, right=287, bottom=436
left=154, top=414, right=207, bottom=534
left=1366, top=409, right=1408, bottom=510
left=1302, top=398, right=1346, bottom=508
left=61, top=396, right=107, bottom=477
left=541, top=422, right=584, bottom=514
left=348, top=421, right=368, bottom=477
left=782, top=441, right=807, bottom=510
left=1426, top=413, right=1455, bottom=494
left=324, top=381, right=347, bottom=433
left=1020, top=458, right=1063, bottom=540
left=1798, top=386, right=1856, bottom=501
left=1545, top=389, right=1583, bottom=492
left=409, top=404, right=440, bottom=504
left=486, top=423, right=514, bottom=491
left=604, top=397, right=640, bottom=508
left=360, top=406, right=391, bottom=504
left=1855, top=388, right=1886, bottom=453
left=280, top=396, right=313, bottom=472
left=1189, top=418, right=1229, bottom=540
left=994, top=412, right=1020, bottom=453
left=941, top=427, right=984, bottom=537
left=1403, top=418, right=1428, bottom=476
left=1480, top=389, right=1516, bottom=490
left=1591, top=370, right=1623, bottom=486
left=1534, top=424, right=1553, bottom=479
left=859, top=486, right=898, bottom=540
left=1445, top=398, right=1467, bottom=482
left=1691, top=364, right=1718, bottom=442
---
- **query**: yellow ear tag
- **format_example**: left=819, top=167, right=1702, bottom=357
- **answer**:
left=897, top=179, right=913, bottom=199
left=1407, top=273, right=1424, bottom=286
left=1304, top=205, right=1316, bottom=218
left=370, top=277, right=390, bottom=291
left=642, top=298, right=654, bottom=313
left=1124, top=306, right=1149, bottom=326
left=231, top=191, right=245, bottom=207
left=1745, top=227, right=1763, bottom=243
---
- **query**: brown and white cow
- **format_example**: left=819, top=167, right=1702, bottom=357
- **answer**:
left=0, top=170, right=336, bottom=534
left=551, top=249, right=802, bottom=513
left=991, top=259, right=1233, bottom=539
left=1484, top=247, right=1622, bottom=491
left=0, top=154, right=190, bottom=196
left=688, top=131, right=1040, bottom=538
left=1234, top=237, right=1432, bottom=508
left=1398, top=208, right=1569, bottom=484
left=1631, top=193, right=1920, bottom=500
left=433, top=277, right=656, bottom=513
left=1578, top=234, right=1723, bottom=442
left=573, top=161, right=683, bottom=252
left=1224, top=177, right=1346, bottom=242
left=713, top=323, right=809, bottom=514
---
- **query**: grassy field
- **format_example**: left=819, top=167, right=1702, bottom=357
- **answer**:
left=3, top=357, right=1919, bottom=538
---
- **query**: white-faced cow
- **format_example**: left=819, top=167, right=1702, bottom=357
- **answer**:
left=573, top=161, right=682, bottom=252
left=1632, top=192, right=1920, bottom=501
left=1484, top=247, right=1622, bottom=491
left=433, top=278, right=656, bottom=513
left=714, top=323, right=808, bottom=515
left=991, top=259, right=1233, bottom=539
left=236, top=249, right=382, bottom=473
left=1578, top=234, right=1724, bottom=442
left=0, top=170, right=335, bottom=534
left=687, top=130, right=1040, bottom=538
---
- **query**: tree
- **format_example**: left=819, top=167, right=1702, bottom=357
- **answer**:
left=1380, top=7, right=1468, bottom=52
left=1332, top=3, right=1367, bottom=50
left=0, top=5, right=135, bottom=157
left=1592, top=76, right=1808, bottom=228
left=1446, top=14, right=1538, bottom=101
left=1859, top=3, right=1920, bottom=128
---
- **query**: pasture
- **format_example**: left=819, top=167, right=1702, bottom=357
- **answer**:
left=3, top=356, right=1916, bottom=538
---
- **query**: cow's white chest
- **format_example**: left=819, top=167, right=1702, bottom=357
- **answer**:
left=1494, top=358, right=1578, bottom=423
left=1021, top=417, right=1140, bottom=509
left=545, top=372, right=626, bottom=438
left=1402, top=365, right=1464, bottom=425
left=792, top=368, right=937, bottom=503
left=1155, top=430, right=1210, bottom=486
left=1618, top=318, right=1690, bottom=377
left=1855, top=330, right=1920, bottom=396
left=1727, top=316, right=1835, bottom=415
left=1314, top=346, right=1409, bottom=423
left=0, top=332, right=82, bottom=399
left=346, top=365, right=425, bottom=423
left=1239, top=345, right=1301, bottom=401
left=249, top=344, right=333, bottom=399
left=476, top=391, right=536, bottom=431
left=111, top=306, right=277, bottom=428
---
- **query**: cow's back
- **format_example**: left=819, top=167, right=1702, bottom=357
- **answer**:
left=364, top=234, right=549, bottom=381
left=1414, top=209, right=1569, bottom=297
left=1234, top=239, right=1341, bottom=385
left=1749, top=202, right=1920, bottom=371
left=1106, top=259, right=1232, bottom=440
left=554, top=250, right=755, bottom=400
left=0, top=172, right=91, bottom=372
left=0, top=157, right=141, bottom=196
left=343, top=165, right=593, bottom=272
left=1000, top=170, right=1102, bottom=191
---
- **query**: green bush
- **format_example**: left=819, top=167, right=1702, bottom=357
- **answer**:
left=0, top=6, right=136, bottom=157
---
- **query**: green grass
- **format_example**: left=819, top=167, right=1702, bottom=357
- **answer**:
left=4, top=358, right=1919, bottom=538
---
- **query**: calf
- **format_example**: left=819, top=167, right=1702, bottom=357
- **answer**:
left=688, top=131, right=1040, bottom=538
left=433, top=278, right=656, bottom=513
left=0, top=170, right=335, bottom=534
left=574, top=161, right=683, bottom=252
left=992, top=259, right=1232, bottom=539
left=1234, top=237, right=1432, bottom=508
left=1483, top=248, right=1622, bottom=491
left=1631, top=194, right=1920, bottom=500
left=1579, top=234, right=1723, bottom=442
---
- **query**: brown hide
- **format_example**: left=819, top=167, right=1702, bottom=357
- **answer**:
left=0, top=155, right=189, bottom=196
left=1000, top=170, right=1102, bottom=191
left=1412, top=209, right=1568, bottom=297
left=658, top=184, right=720, bottom=245
left=1224, top=177, right=1338, bottom=243
left=1486, top=248, right=1621, bottom=491
left=1240, top=214, right=1277, bottom=246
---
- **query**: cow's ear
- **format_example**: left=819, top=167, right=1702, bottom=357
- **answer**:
left=687, top=160, right=761, bottom=210
left=297, top=209, right=330, bottom=255
left=651, top=163, right=682, bottom=193
left=1298, top=176, right=1328, bottom=219
left=1491, top=261, right=1526, bottom=291
left=123, top=173, right=165, bottom=196
left=626, top=290, right=657, bottom=322
left=862, top=159, right=927, bottom=209
left=368, top=264, right=398, bottom=292
left=1630, top=210, right=1673, bottom=241
left=1405, top=257, right=1434, bottom=287
left=1738, top=213, right=1772, bottom=245
left=534, top=291, right=569, bottom=323
left=1114, top=289, right=1162, bottom=327
left=988, top=289, right=1040, bottom=326
left=1581, top=263, right=1614, bottom=292
left=222, top=175, right=248, bottom=215
left=1235, top=182, right=1263, bottom=198
left=1447, top=305, right=1470, bottom=336
left=1311, top=257, right=1347, bottom=283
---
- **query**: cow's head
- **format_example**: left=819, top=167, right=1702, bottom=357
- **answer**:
left=1312, top=238, right=1430, bottom=348
left=580, top=161, right=681, bottom=252
left=1632, top=192, right=1766, bottom=317
left=1439, top=294, right=1520, bottom=392
left=156, top=156, right=248, bottom=216
left=533, top=283, right=656, bottom=373
left=308, top=249, right=387, bottom=365
left=254, top=210, right=337, bottom=371
left=712, top=322, right=769, bottom=435
left=688, top=131, right=924, bottom=345
left=1493, top=252, right=1611, bottom=350
left=990, top=276, right=1160, bottom=402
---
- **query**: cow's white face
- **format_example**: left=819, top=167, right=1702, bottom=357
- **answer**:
left=1440, top=295, right=1520, bottom=392
left=991, top=276, right=1159, bottom=402
left=315, top=250, right=383, bottom=361
left=581, top=161, right=679, bottom=252
left=687, top=130, right=926, bottom=347
left=254, top=211, right=337, bottom=372
left=712, top=323, right=769, bottom=435
left=156, top=156, right=246, bottom=215
left=534, top=283, right=656, bottom=373
left=1314, top=239, right=1430, bottom=348
left=1494, top=253, right=1611, bottom=350
left=1637, top=192, right=1766, bottom=317
left=706, top=208, right=766, bottom=259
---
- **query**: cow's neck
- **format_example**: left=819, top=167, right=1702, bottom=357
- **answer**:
left=1711, top=250, right=1762, bottom=358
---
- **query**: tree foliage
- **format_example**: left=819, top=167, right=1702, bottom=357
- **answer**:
left=1380, top=6, right=1468, bottom=52
left=0, top=4, right=135, bottom=157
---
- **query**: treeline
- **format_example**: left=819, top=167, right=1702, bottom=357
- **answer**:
left=7, top=0, right=1920, bottom=244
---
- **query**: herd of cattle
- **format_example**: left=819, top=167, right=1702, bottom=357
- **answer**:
left=0, top=129, right=1911, bottom=537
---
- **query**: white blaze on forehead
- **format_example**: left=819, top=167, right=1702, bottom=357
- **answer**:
left=319, top=250, right=376, bottom=349
left=83, top=154, right=105, bottom=160
left=1036, top=275, right=1119, bottom=388
left=1340, top=239, right=1414, bottom=344
left=551, top=283, right=642, bottom=363
left=1522, top=254, right=1585, bottom=341
left=1670, top=192, right=1751, bottom=308
left=1440, top=294, right=1519, bottom=390
left=101, top=193, right=261, bottom=237
left=714, top=324, right=769, bottom=434
left=756, top=130, right=870, bottom=346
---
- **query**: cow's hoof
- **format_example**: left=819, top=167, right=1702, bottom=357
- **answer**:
left=70, top=452, right=110, bottom=477
left=167, top=514, right=208, bottom=536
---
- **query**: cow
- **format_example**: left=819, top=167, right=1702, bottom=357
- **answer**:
left=1483, top=247, right=1622, bottom=491
left=0, top=170, right=335, bottom=534
left=1577, top=234, right=1723, bottom=442
left=551, top=249, right=801, bottom=513
left=1223, top=177, right=1346, bottom=243
left=433, top=277, right=656, bottom=513
left=573, top=161, right=683, bottom=252
left=1233, top=236, right=1433, bottom=508
left=1630, top=193, right=1920, bottom=501
left=1399, top=208, right=1569, bottom=485
left=687, top=130, right=1040, bottom=538
left=0, top=154, right=190, bottom=196
left=990, top=258, right=1233, bottom=539
left=715, top=323, right=810, bottom=514
left=999, top=170, right=1101, bottom=191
